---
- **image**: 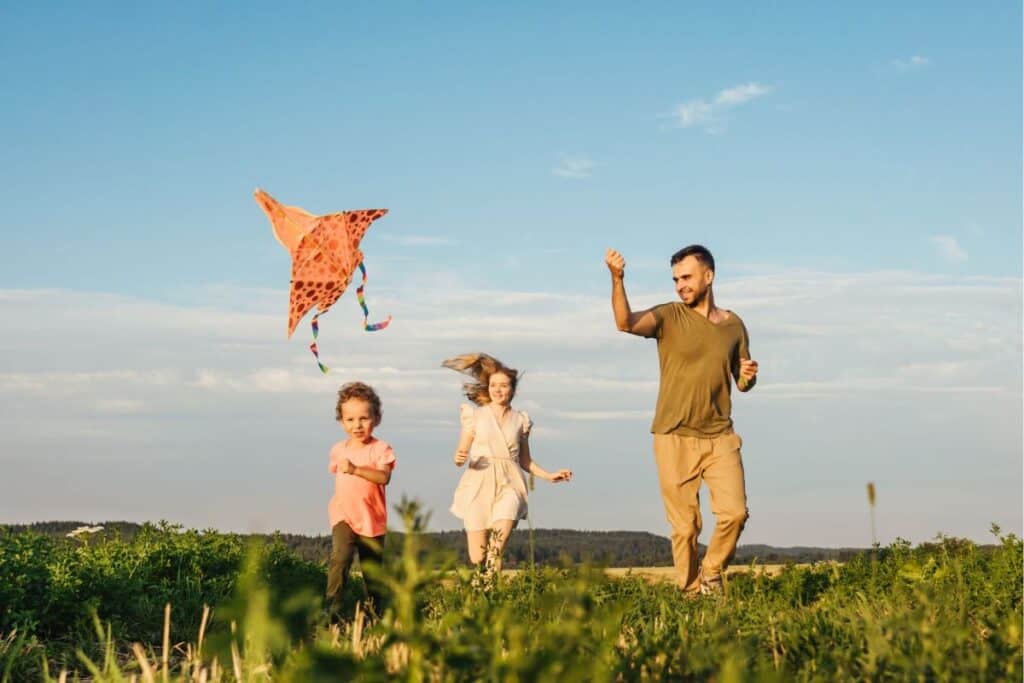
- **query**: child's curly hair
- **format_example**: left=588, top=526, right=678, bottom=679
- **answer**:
left=441, top=353, right=520, bottom=406
left=335, top=382, right=383, bottom=425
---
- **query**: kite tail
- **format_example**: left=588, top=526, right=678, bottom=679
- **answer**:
left=357, top=262, right=392, bottom=332
left=309, top=314, right=329, bottom=374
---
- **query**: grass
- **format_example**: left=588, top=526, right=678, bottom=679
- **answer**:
left=0, top=505, right=1020, bottom=681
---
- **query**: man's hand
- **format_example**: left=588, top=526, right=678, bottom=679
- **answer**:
left=454, top=449, right=469, bottom=467
left=605, top=248, right=625, bottom=279
left=738, top=359, right=759, bottom=389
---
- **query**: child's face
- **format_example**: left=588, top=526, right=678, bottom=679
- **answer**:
left=488, top=372, right=514, bottom=406
left=339, top=398, right=378, bottom=442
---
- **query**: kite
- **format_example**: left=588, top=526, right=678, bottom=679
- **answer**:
left=254, top=189, right=391, bottom=373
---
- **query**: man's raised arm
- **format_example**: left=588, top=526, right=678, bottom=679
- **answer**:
left=606, top=248, right=659, bottom=337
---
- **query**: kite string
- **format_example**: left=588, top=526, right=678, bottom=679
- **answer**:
left=307, top=261, right=388, bottom=374
left=309, top=313, right=329, bottom=374
left=357, top=262, right=391, bottom=332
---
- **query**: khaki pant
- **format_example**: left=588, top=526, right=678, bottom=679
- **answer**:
left=653, top=431, right=749, bottom=592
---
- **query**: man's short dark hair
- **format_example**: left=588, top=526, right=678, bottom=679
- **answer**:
left=670, top=244, right=715, bottom=272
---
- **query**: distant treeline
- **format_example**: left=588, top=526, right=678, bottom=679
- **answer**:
left=6, top=521, right=872, bottom=567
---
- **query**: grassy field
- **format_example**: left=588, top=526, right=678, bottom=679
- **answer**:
left=500, top=564, right=797, bottom=584
left=1, top=506, right=1021, bottom=681
left=605, top=563, right=796, bottom=581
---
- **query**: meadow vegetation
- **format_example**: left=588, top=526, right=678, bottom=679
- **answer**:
left=1, top=501, right=1020, bottom=681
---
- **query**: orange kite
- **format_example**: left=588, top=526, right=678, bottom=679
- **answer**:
left=254, top=189, right=391, bottom=372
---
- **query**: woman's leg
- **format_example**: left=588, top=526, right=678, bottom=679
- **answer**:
left=487, top=519, right=517, bottom=573
left=465, top=529, right=488, bottom=565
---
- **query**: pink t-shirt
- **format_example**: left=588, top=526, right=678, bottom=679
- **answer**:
left=327, top=437, right=396, bottom=537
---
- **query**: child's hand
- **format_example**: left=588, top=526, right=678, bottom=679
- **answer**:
left=453, top=449, right=468, bottom=467
left=340, top=458, right=355, bottom=475
left=549, top=469, right=573, bottom=483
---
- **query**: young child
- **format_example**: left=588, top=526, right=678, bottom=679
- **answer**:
left=442, top=353, right=572, bottom=574
left=326, top=382, right=396, bottom=617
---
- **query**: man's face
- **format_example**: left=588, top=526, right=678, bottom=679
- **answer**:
left=672, top=255, right=713, bottom=306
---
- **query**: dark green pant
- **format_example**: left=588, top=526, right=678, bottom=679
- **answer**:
left=326, top=521, right=385, bottom=613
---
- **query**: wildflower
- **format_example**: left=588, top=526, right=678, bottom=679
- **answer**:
left=66, top=525, right=104, bottom=539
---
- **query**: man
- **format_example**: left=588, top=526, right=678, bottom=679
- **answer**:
left=605, top=244, right=758, bottom=595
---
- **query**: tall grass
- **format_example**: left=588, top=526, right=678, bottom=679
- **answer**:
left=1, top=507, right=1020, bottom=681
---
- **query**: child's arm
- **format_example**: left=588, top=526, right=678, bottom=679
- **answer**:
left=517, top=438, right=572, bottom=482
left=340, top=458, right=392, bottom=485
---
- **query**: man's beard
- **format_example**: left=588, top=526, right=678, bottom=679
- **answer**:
left=684, top=287, right=709, bottom=308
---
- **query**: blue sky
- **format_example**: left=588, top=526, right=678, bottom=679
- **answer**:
left=1, top=2, right=1020, bottom=546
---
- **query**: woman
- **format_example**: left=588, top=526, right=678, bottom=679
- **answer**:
left=443, top=353, right=573, bottom=574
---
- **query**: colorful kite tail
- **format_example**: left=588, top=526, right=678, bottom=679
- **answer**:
left=309, top=313, right=329, bottom=374
left=357, top=262, right=392, bottom=332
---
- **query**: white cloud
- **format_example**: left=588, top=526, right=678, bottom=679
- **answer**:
left=189, top=367, right=445, bottom=395
left=673, top=99, right=714, bottom=127
left=892, top=55, right=930, bottom=70
left=553, top=410, right=650, bottom=421
left=0, top=268, right=1020, bottom=545
left=552, top=157, right=596, bottom=179
left=669, top=82, right=773, bottom=132
left=715, top=82, right=773, bottom=106
left=92, top=399, right=148, bottom=415
left=929, top=235, right=968, bottom=263
left=0, top=370, right=179, bottom=394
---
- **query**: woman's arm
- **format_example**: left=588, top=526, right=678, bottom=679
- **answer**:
left=518, top=438, right=572, bottom=482
left=453, top=425, right=474, bottom=466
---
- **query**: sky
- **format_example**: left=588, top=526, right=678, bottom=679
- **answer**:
left=1, top=2, right=1020, bottom=547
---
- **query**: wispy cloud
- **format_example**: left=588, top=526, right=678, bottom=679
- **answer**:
left=715, top=83, right=772, bottom=106
left=552, top=157, right=596, bottom=179
left=553, top=410, right=650, bottom=421
left=929, top=235, right=968, bottom=263
left=892, top=55, right=930, bottom=71
left=674, top=99, right=714, bottom=128
left=1, top=269, right=1020, bottom=543
left=668, top=82, right=773, bottom=132
left=380, top=234, right=454, bottom=247
left=94, top=399, right=148, bottom=415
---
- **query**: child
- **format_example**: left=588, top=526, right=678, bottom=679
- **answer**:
left=326, top=382, right=396, bottom=617
left=442, top=353, right=572, bottom=574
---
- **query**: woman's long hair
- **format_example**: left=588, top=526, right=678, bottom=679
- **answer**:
left=441, top=353, right=520, bottom=406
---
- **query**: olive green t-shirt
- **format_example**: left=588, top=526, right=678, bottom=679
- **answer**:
left=649, top=303, right=752, bottom=437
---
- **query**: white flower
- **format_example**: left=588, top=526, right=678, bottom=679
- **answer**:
left=66, top=525, right=104, bottom=538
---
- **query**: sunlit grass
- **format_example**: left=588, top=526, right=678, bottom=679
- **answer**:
left=1, top=504, right=1021, bottom=681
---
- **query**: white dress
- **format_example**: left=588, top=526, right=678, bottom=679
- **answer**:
left=449, top=404, right=532, bottom=531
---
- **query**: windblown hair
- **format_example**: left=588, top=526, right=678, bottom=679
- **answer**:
left=335, top=381, right=383, bottom=425
left=441, top=353, right=520, bottom=406
left=670, top=244, right=715, bottom=272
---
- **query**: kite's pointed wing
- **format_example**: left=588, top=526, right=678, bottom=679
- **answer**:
left=254, top=189, right=317, bottom=253
left=345, top=209, right=389, bottom=250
